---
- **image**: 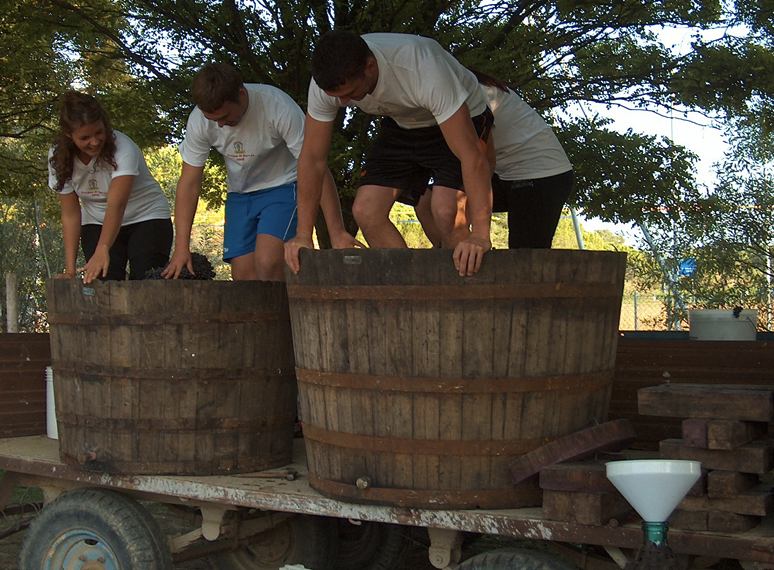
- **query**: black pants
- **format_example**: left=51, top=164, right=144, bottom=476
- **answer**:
left=81, top=218, right=173, bottom=280
left=492, top=170, right=574, bottom=249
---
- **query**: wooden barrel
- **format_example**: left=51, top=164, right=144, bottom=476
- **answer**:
left=287, top=248, right=627, bottom=509
left=46, top=279, right=297, bottom=475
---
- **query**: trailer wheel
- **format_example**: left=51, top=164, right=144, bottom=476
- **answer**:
left=456, top=547, right=579, bottom=569
left=334, top=520, right=409, bottom=570
left=209, top=514, right=338, bottom=570
left=18, top=487, right=172, bottom=570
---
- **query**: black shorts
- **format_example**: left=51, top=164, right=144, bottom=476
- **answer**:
left=81, top=218, right=173, bottom=280
left=360, top=108, right=494, bottom=201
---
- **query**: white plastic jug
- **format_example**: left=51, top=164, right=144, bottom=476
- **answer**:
left=46, top=366, right=58, bottom=439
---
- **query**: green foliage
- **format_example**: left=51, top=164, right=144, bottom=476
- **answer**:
left=144, top=145, right=229, bottom=278
left=0, top=191, right=64, bottom=331
left=0, top=0, right=771, bottom=328
left=559, top=116, right=700, bottom=225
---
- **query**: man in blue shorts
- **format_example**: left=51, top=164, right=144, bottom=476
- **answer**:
left=164, top=63, right=358, bottom=281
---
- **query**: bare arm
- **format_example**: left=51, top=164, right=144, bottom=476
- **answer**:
left=58, top=193, right=82, bottom=278
left=162, top=162, right=203, bottom=278
left=319, top=168, right=364, bottom=249
left=81, top=175, right=133, bottom=284
left=439, top=105, right=493, bottom=276
left=285, top=115, right=335, bottom=273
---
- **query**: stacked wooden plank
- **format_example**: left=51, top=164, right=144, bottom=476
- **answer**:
left=639, top=383, right=774, bottom=532
left=611, top=335, right=774, bottom=450
left=539, top=461, right=635, bottom=525
left=520, top=420, right=638, bottom=526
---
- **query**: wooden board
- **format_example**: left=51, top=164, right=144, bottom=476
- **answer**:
left=660, top=438, right=774, bottom=474
left=708, top=420, right=768, bottom=450
left=669, top=510, right=760, bottom=532
left=639, top=384, right=774, bottom=421
left=539, top=462, right=618, bottom=493
left=510, top=419, right=635, bottom=485
left=707, top=471, right=759, bottom=498
left=679, top=485, right=774, bottom=516
left=542, top=490, right=632, bottom=526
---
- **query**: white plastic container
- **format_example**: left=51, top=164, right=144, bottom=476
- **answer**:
left=45, top=366, right=58, bottom=439
left=688, top=309, right=757, bottom=341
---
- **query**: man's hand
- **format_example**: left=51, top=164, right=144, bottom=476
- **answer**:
left=80, top=246, right=110, bottom=284
left=284, top=236, right=315, bottom=274
left=329, top=230, right=366, bottom=250
left=452, top=235, right=491, bottom=277
left=162, top=249, right=193, bottom=279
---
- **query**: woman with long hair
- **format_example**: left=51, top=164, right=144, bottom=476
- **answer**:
left=48, top=91, right=172, bottom=283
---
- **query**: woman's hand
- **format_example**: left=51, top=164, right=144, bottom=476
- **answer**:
left=80, top=245, right=110, bottom=284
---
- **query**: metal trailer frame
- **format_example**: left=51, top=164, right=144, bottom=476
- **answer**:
left=2, top=435, right=774, bottom=569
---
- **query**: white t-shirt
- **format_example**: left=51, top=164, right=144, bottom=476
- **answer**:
left=307, top=33, right=487, bottom=129
left=485, top=85, right=572, bottom=181
left=48, top=130, right=171, bottom=226
left=179, top=84, right=304, bottom=194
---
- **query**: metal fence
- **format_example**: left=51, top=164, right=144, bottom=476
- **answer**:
left=620, top=292, right=682, bottom=331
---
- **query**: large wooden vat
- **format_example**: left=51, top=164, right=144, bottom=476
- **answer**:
left=287, top=249, right=627, bottom=509
left=46, top=280, right=297, bottom=475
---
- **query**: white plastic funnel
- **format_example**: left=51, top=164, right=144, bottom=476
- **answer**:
left=606, top=460, right=701, bottom=522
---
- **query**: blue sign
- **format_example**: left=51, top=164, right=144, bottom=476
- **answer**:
left=679, top=258, right=697, bottom=277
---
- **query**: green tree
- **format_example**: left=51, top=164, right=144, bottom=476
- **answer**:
left=1, top=0, right=772, bottom=329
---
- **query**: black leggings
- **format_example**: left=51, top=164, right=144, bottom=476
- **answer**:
left=81, top=218, right=173, bottom=280
left=492, top=170, right=574, bottom=249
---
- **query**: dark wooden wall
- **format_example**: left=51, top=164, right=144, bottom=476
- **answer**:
left=1, top=331, right=773, bottom=448
left=0, top=334, right=50, bottom=437
left=610, top=333, right=774, bottom=449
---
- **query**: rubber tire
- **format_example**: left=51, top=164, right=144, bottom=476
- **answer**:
left=18, top=487, right=172, bottom=570
left=455, top=547, right=579, bottom=570
left=334, top=520, right=409, bottom=570
left=209, top=514, right=338, bottom=570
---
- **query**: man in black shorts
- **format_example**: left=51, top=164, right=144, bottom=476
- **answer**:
left=284, top=30, right=494, bottom=276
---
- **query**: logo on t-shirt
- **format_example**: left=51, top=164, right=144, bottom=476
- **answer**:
left=88, top=179, right=99, bottom=192
left=226, top=141, right=255, bottom=164
left=230, top=141, right=249, bottom=162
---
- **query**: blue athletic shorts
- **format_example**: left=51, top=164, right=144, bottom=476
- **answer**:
left=223, top=182, right=298, bottom=261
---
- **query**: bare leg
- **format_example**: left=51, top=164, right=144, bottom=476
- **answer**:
left=352, top=185, right=406, bottom=248
left=430, top=186, right=470, bottom=248
left=253, top=234, right=286, bottom=281
left=229, top=234, right=286, bottom=281
left=415, top=190, right=442, bottom=247
left=230, top=253, right=258, bottom=280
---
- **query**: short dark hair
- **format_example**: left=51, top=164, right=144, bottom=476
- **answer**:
left=311, top=30, right=372, bottom=91
left=192, top=63, right=243, bottom=112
